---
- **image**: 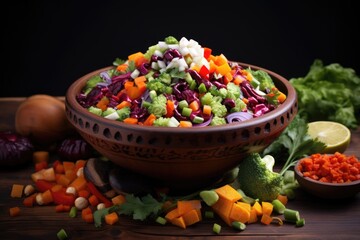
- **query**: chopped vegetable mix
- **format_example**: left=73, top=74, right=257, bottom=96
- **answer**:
left=76, top=36, right=286, bottom=127
left=297, top=152, right=360, bottom=183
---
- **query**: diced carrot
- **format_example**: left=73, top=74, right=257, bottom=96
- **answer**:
left=96, top=96, right=109, bottom=111
left=23, top=193, right=37, bottom=207
left=124, top=81, right=134, bottom=91
left=229, top=203, right=250, bottom=224
left=83, top=212, right=94, bottom=223
left=179, top=121, right=192, bottom=127
left=56, top=174, right=71, bottom=187
left=189, top=100, right=200, bottom=111
left=11, top=184, right=24, bottom=198
left=211, top=197, right=234, bottom=226
left=35, top=161, right=48, bottom=172
left=177, top=200, right=201, bottom=215
left=9, top=207, right=21, bottom=217
left=51, top=184, right=63, bottom=193
left=111, top=194, right=126, bottom=205
left=69, top=176, right=87, bottom=192
left=75, top=160, right=87, bottom=172
left=170, top=216, right=186, bottom=229
left=104, top=212, right=119, bottom=225
left=262, top=201, right=273, bottom=216
left=248, top=208, right=258, bottom=224
left=65, top=169, right=77, bottom=183
left=261, top=214, right=273, bottom=225
left=134, top=76, right=146, bottom=85
left=78, top=189, right=91, bottom=199
left=214, top=184, right=242, bottom=202
left=128, top=51, right=148, bottom=67
left=182, top=209, right=201, bottom=226
left=63, top=161, right=75, bottom=172
left=54, top=163, right=65, bottom=174
left=88, top=194, right=99, bottom=207
left=203, top=105, right=212, bottom=116
left=277, top=91, right=287, bottom=103
left=55, top=204, right=71, bottom=212
left=42, top=168, right=56, bottom=182
left=81, top=207, right=93, bottom=220
left=116, top=63, right=128, bottom=72
left=143, top=113, right=156, bottom=126
left=252, top=201, right=263, bottom=216
left=276, top=194, right=288, bottom=206
left=165, top=100, right=175, bottom=118
left=41, top=189, right=54, bottom=205
left=123, top=117, right=138, bottom=125
left=165, top=208, right=181, bottom=221
left=115, top=101, right=131, bottom=110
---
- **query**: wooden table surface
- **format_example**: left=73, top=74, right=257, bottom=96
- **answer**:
left=0, top=97, right=359, bottom=240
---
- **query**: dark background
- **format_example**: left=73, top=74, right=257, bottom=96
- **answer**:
left=2, top=0, right=359, bottom=97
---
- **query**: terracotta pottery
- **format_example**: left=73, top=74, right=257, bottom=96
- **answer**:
left=65, top=62, right=298, bottom=191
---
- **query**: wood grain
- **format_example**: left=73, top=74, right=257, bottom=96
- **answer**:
left=0, top=97, right=359, bottom=239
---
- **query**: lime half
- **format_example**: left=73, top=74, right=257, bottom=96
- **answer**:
left=307, top=121, right=351, bottom=154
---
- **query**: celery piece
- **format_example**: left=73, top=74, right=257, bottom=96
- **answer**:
left=178, top=100, right=188, bottom=109
left=296, top=218, right=305, bottom=227
left=284, top=208, right=300, bottom=223
left=192, top=116, right=204, bottom=124
left=57, top=228, right=68, bottom=240
left=198, top=83, right=207, bottom=93
left=88, top=106, right=102, bottom=116
left=69, top=206, right=77, bottom=218
left=155, top=216, right=167, bottom=225
left=283, top=170, right=295, bottom=184
left=272, top=199, right=286, bottom=214
left=213, top=223, right=222, bottom=234
left=232, top=221, right=246, bottom=231
left=199, top=190, right=219, bottom=206
left=182, top=107, right=192, bottom=117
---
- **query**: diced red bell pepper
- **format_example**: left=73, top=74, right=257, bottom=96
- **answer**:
left=52, top=189, right=75, bottom=206
left=87, top=181, right=112, bottom=208
left=199, top=65, right=210, bottom=80
left=35, top=179, right=55, bottom=192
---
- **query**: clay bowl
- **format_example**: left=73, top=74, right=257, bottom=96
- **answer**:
left=294, top=158, right=360, bottom=199
left=65, top=62, right=298, bottom=192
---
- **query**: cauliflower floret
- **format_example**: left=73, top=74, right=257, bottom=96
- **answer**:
left=237, top=153, right=283, bottom=201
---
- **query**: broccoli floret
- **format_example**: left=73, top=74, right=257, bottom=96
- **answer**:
left=210, top=100, right=227, bottom=117
left=153, top=117, right=170, bottom=127
left=146, top=80, right=172, bottom=95
left=247, top=68, right=275, bottom=92
left=145, top=94, right=167, bottom=117
left=165, top=36, right=178, bottom=44
left=230, top=98, right=247, bottom=113
left=237, top=153, right=283, bottom=202
left=201, top=92, right=214, bottom=105
left=210, top=116, right=226, bottom=126
left=226, top=82, right=241, bottom=99
left=116, top=107, right=131, bottom=121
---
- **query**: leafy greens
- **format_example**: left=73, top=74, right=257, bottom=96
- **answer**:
left=289, top=59, right=360, bottom=129
left=262, top=115, right=326, bottom=175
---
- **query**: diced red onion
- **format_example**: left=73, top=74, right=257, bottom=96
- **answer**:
left=226, top=112, right=253, bottom=123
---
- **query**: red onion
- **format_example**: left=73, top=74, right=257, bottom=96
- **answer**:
left=0, top=131, right=34, bottom=167
left=226, top=112, right=253, bottom=123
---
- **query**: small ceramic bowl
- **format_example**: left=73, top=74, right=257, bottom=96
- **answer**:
left=294, top=157, right=360, bottom=199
